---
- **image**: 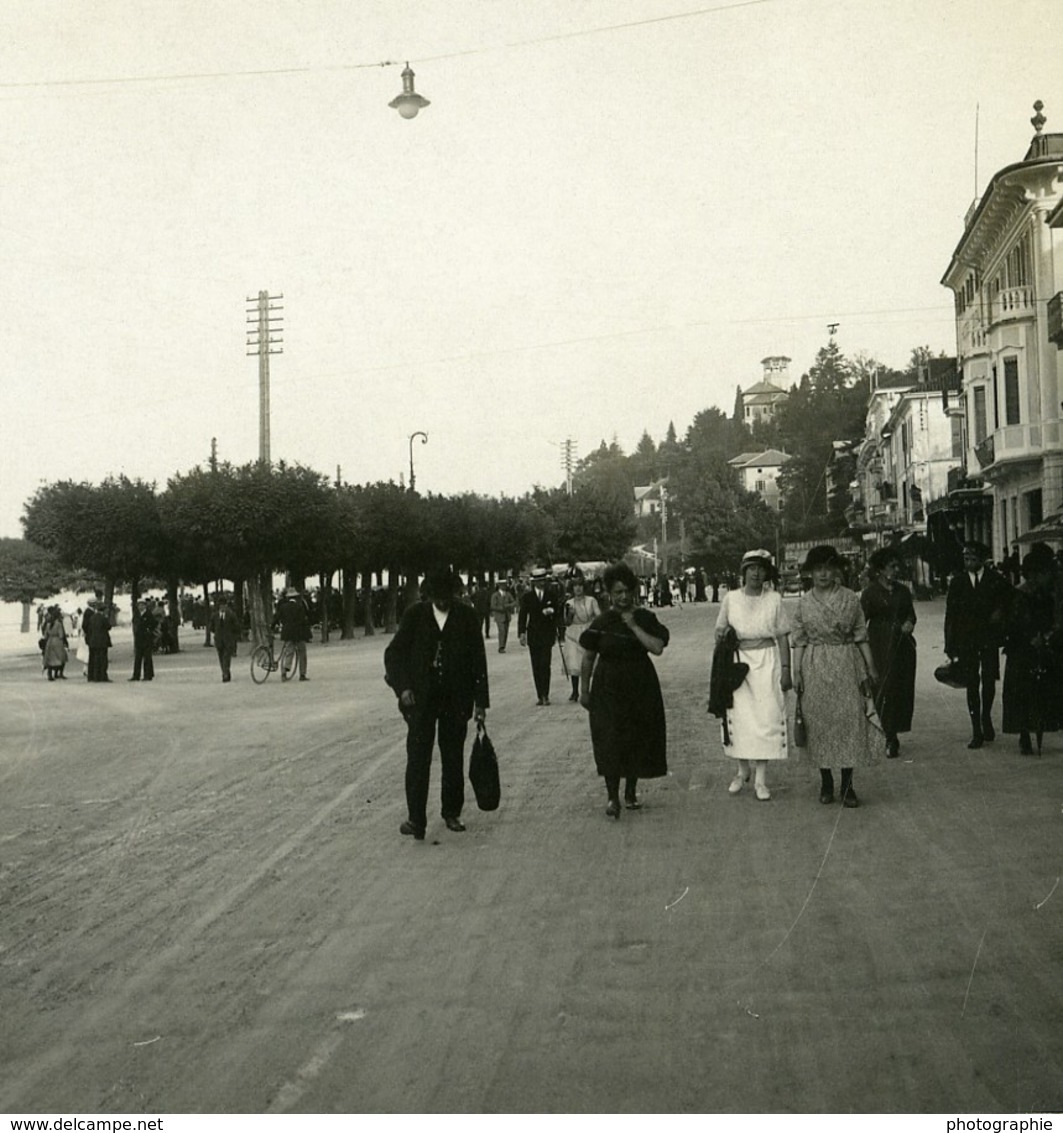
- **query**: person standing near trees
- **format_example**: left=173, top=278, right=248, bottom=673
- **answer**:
left=83, top=600, right=113, bottom=682
left=210, top=594, right=240, bottom=683
left=273, top=587, right=312, bottom=681
left=129, top=597, right=157, bottom=681
left=489, top=579, right=516, bottom=653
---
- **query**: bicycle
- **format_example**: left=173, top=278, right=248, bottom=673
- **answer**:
left=250, top=636, right=298, bottom=684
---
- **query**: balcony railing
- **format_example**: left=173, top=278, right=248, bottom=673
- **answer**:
left=958, top=310, right=987, bottom=356
left=992, top=285, right=1035, bottom=324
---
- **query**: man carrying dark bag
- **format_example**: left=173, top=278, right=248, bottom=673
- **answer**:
left=384, top=567, right=489, bottom=840
left=944, top=541, right=1013, bottom=748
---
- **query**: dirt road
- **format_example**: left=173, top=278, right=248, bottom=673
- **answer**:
left=1, top=600, right=1061, bottom=1113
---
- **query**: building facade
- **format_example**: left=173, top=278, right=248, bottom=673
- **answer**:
left=740, top=356, right=790, bottom=427
left=727, top=449, right=790, bottom=511
left=940, top=102, right=1063, bottom=557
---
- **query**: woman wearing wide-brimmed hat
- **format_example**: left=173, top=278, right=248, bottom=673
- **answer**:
left=860, top=547, right=917, bottom=759
left=791, top=544, right=884, bottom=807
left=712, top=549, right=791, bottom=800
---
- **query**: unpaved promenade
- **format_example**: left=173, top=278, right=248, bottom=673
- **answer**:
left=1, top=599, right=1060, bottom=1113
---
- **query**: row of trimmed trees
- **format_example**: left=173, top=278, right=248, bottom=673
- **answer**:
left=10, top=461, right=637, bottom=645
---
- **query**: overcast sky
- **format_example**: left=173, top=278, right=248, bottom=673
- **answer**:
left=1, top=0, right=1059, bottom=537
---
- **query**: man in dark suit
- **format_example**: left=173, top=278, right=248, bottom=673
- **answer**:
left=518, top=567, right=562, bottom=705
left=273, top=586, right=312, bottom=680
left=384, top=567, right=489, bottom=840
left=210, top=594, right=241, bottom=683
left=945, top=541, right=1014, bottom=748
left=129, top=598, right=157, bottom=681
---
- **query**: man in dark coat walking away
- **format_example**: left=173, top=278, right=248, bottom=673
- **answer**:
left=129, top=598, right=156, bottom=681
left=273, top=587, right=312, bottom=681
left=210, top=594, right=240, bottom=683
left=944, top=541, right=1013, bottom=748
left=518, top=566, right=562, bottom=705
left=384, top=567, right=489, bottom=840
left=83, top=601, right=112, bottom=682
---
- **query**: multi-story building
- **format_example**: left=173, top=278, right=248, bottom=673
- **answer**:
left=740, top=357, right=790, bottom=428
left=727, top=449, right=790, bottom=511
left=940, top=101, right=1063, bottom=557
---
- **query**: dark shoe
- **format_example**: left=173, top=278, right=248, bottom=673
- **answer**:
left=128, top=677, right=140, bottom=682
left=542, top=696, right=550, bottom=705
left=841, top=786, right=860, bottom=808
left=299, top=676, right=309, bottom=682
left=1019, top=732, right=1035, bottom=756
left=981, top=718, right=995, bottom=742
left=624, top=795, right=642, bottom=810
left=967, top=735, right=984, bottom=750
left=536, top=697, right=544, bottom=706
left=443, top=816, right=466, bottom=833
left=886, top=737, right=900, bottom=758
left=605, top=798, right=621, bottom=819
left=819, top=770, right=834, bottom=804
left=399, top=820, right=425, bottom=840
left=569, top=691, right=579, bottom=702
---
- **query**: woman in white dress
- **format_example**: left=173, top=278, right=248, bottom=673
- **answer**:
left=713, top=549, right=792, bottom=800
left=561, top=578, right=601, bottom=701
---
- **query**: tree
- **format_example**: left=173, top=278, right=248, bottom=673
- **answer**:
left=22, top=476, right=164, bottom=609
left=0, top=538, right=76, bottom=633
left=775, top=342, right=868, bottom=539
left=534, top=485, right=636, bottom=564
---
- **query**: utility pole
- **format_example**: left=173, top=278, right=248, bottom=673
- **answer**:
left=209, top=437, right=218, bottom=473
left=246, top=290, right=284, bottom=466
left=660, top=483, right=668, bottom=575
left=560, top=437, right=577, bottom=495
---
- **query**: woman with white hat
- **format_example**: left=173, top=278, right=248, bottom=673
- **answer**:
left=713, top=549, right=792, bottom=800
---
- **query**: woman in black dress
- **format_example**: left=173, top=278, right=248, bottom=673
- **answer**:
left=859, top=548, right=917, bottom=759
left=579, top=561, right=669, bottom=818
left=1002, top=551, right=1060, bottom=755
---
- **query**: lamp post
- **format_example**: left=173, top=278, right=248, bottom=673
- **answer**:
left=408, top=431, right=428, bottom=493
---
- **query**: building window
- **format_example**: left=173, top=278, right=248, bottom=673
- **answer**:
left=991, top=366, right=999, bottom=431
left=755, top=480, right=766, bottom=492
left=1003, top=357, right=1020, bottom=425
left=1001, top=497, right=1008, bottom=549
left=1025, top=489, right=1043, bottom=530
left=951, top=415, right=964, bottom=458
left=973, top=386, right=987, bottom=444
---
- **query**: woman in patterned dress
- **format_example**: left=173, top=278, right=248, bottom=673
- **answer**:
left=713, top=549, right=792, bottom=800
left=791, top=545, right=883, bottom=808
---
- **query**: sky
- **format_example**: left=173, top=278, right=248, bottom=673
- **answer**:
left=1, top=0, right=1061, bottom=538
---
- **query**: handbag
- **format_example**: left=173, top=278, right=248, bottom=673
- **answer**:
left=468, top=720, right=501, bottom=811
left=792, top=695, right=807, bottom=748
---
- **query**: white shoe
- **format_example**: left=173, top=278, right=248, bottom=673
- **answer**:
left=728, top=775, right=747, bottom=795
left=754, top=782, right=771, bottom=801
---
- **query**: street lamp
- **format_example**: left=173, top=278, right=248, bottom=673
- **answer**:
left=389, top=63, right=430, bottom=119
left=408, top=431, right=428, bottom=493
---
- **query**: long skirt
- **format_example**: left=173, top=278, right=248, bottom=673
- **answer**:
left=800, top=642, right=885, bottom=767
left=722, top=644, right=788, bottom=761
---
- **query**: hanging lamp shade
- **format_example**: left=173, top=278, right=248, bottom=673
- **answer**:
left=389, top=63, right=429, bottom=119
